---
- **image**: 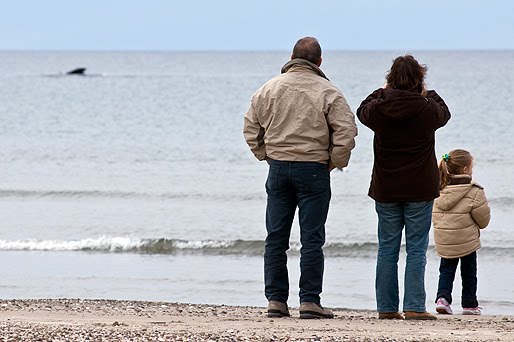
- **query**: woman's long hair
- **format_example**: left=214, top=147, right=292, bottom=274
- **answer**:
left=386, top=55, right=427, bottom=94
left=439, top=149, right=473, bottom=190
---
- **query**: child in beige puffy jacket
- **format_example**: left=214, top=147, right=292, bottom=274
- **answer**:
left=432, top=149, right=490, bottom=315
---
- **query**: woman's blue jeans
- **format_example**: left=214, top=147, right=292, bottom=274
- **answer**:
left=264, top=160, right=331, bottom=305
left=374, top=201, right=433, bottom=313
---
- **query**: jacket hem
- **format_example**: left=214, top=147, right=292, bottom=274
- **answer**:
left=369, top=193, right=439, bottom=203
left=436, top=247, right=480, bottom=259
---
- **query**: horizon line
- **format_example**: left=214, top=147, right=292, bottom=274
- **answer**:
left=1, top=48, right=513, bottom=53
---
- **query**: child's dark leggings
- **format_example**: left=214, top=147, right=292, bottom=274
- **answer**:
left=436, top=251, right=478, bottom=308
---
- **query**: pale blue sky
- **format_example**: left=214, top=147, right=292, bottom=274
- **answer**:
left=1, top=0, right=512, bottom=51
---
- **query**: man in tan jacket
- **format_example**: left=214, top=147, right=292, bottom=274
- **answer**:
left=243, top=37, right=357, bottom=319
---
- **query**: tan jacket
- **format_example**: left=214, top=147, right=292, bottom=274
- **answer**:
left=243, top=59, right=357, bottom=168
left=432, top=175, right=491, bottom=258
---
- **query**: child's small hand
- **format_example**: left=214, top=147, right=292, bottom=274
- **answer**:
left=328, top=160, right=336, bottom=171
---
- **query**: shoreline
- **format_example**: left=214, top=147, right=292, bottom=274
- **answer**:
left=1, top=299, right=513, bottom=341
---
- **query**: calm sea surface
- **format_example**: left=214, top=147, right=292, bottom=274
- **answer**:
left=0, top=51, right=513, bottom=314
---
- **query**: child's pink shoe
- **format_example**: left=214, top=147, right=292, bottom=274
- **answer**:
left=435, top=298, right=453, bottom=315
left=462, top=307, right=482, bottom=315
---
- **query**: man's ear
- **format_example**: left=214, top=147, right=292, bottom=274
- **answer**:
left=317, top=57, right=322, bottom=67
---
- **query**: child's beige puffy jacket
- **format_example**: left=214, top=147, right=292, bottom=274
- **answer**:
left=432, top=175, right=491, bottom=259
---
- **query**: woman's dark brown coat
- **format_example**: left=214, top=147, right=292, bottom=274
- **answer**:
left=357, top=88, right=451, bottom=202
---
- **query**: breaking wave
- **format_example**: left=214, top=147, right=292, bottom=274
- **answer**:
left=1, top=237, right=512, bottom=258
left=0, top=236, right=376, bottom=257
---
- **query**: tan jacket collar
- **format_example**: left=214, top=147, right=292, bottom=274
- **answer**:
left=280, top=58, right=329, bottom=80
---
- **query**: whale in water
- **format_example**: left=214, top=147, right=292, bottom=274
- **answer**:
left=66, top=67, right=87, bottom=75
left=43, top=68, right=105, bottom=78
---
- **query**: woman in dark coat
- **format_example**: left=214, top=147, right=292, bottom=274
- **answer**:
left=357, top=55, right=451, bottom=320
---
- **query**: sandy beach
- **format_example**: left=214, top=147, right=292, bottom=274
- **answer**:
left=0, top=299, right=512, bottom=341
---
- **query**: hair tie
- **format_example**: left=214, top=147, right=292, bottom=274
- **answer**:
left=442, top=153, right=450, bottom=162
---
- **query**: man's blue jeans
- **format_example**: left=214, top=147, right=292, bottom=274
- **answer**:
left=264, top=160, right=331, bottom=305
left=374, top=201, right=433, bottom=313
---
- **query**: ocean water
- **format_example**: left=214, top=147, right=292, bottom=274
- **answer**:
left=0, top=51, right=513, bottom=315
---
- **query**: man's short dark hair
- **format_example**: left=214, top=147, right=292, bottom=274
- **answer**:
left=292, top=37, right=321, bottom=65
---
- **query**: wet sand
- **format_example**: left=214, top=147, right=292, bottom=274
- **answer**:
left=1, top=299, right=513, bottom=341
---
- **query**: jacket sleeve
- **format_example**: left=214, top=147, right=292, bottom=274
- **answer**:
left=471, top=187, right=491, bottom=229
left=425, top=90, right=451, bottom=130
left=326, top=94, right=358, bottom=168
left=243, top=100, right=266, bottom=161
left=356, top=88, right=382, bottom=130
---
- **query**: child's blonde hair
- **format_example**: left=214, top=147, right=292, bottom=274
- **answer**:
left=439, top=149, right=473, bottom=190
